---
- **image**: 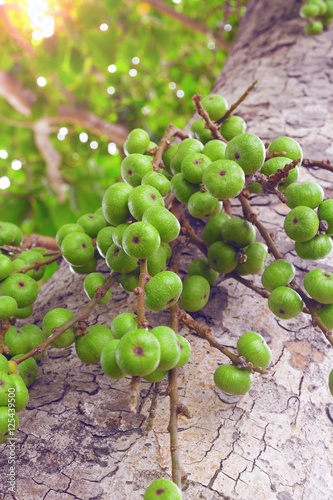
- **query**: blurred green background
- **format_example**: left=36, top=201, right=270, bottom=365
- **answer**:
left=0, top=0, right=246, bottom=236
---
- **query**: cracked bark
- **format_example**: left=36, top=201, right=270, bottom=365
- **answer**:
left=1, top=0, right=333, bottom=499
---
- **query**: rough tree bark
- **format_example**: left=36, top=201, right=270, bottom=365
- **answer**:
left=1, top=0, right=333, bottom=498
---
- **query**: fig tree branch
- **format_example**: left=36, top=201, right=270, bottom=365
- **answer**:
left=192, top=94, right=225, bottom=141
left=0, top=71, right=129, bottom=200
left=250, top=173, right=287, bottom=203
left=216, top=79, right=259, bottom=124
left=239, top=194, right=333, bottom=347
left=223, top=199, right=232, bottom=215
left=21, top=234, right=59, bottom=251
left=223, top=272, right=270, bottom=298
left=238, top=193, right=282, bottom=259
left=171, top=199, right=208, bottom=256
left=266, top=157, right=300, bottom=184
left=131, top=259, right=151, bottom=413
left=145, top=382, right=162, bottom=432
left=14, top=272, right=119, bottom=364
left=12, top=252, right=62, bottom=273
left=246, top=158, right=301, bottom=204
left=0, top=115, right=33, bottom=128
left=0, top=71, right=35, bottom=117
left=33, top=118, right=67, bottom=203
left=152, top=124, right=188, bottom=172
left=177, top=307, right=268, bottom=375
left=168, top=367, right=182, bottom=489
left=50, top=106, right=129, bottom=145
left=168, top=304, right=187, bottom=489
left=289, top=281, right=333, bottom=346
left=134, top=259, right=150, bottom=329
left=0, top=7, right=34, bottom=57
left=266, top=150, right=286, bottom=159
left=302, top=158, right=333, bottom=173
left=142, top=0, right=231, bottom=51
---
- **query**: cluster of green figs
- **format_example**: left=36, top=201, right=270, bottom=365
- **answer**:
left=0, top=351, right=30, bottom=444
left=1, top=90, right=333, bottom=497
left=300, top=0, right=333, bottom=34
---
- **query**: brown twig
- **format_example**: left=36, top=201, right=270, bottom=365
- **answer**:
left=134, top=259, right=150, bottom=329
left=33, top=118, right=67, bottom=203
left=180, top=224, right=208, bottom=256
left=266, top=150, right=286, bottom=159
left=239, top=195, right=333, bottom=347
left=222, top=0, right=233, bottom=25
left=12, top=252, right=62, bottom=273
left=0, top=6, right=34, bottom=57
left=170, top=304, right=179, bottom=332
left=152, top=124, right=188, bottom=172
left=192, top=94, right=225, bottom=141
left=146, top=382, right=162, bottom=432
left=250, top=173, right=286, bottom=203
left=267, top=157, right=300, bottom=182
left=302, top=158, right=333, bottom=173
left=131, top=260, right=151, bottom=413
left=0, top=319, right=10, bottom=354
left=168, top=239, right=186, bottom=276
left=168, top=368, right=182, bottom=489
left=223, top=199, right=232, bottom=216
left=21, top=234, right=59, bottom=251
left=177, top=308, right=268, bottom=374
left=14, top=273, right=119, bottom=364
left=289, top=281, right=333, bottom=346
left=204, top=4, right=225, bottom=22
left=171, top=199, right=208, bottom=257
left=238, top=193, right=282, bottom=260
left=0, top=114, right=33, bottom=129
left=216, top=79, right=259, bottom=124
left=224, top=272, right=270, bottom=299
left=167, top=305, right=185, bottom=489
left=164, top=191, right=176, bottom=209
left=245, top=157, right=300, bottom=209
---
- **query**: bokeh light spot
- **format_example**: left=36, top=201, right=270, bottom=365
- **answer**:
left=0, top=177, right=10, bottom=189
left=79, top=133, right=88, bottom=143
left=11, top=160, right=22, bottom=170
left=37, top=76, right=47, bottom=87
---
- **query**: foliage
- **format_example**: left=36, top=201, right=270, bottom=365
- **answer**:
left=0, top=0, right=246, bottom=235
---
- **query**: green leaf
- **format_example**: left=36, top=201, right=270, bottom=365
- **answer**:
left=49, top=200, right=77, bottom=230
left=0, top=198, right=31, bottom=225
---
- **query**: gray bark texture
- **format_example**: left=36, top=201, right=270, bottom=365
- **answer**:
left=1, top=0, right=333, bottom=498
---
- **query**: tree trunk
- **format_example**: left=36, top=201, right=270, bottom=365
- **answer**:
left=1, top=1, right=333, bottom=499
